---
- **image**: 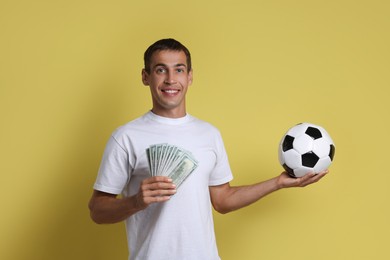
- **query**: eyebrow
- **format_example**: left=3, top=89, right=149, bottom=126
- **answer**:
left=153, top=63, right=187, bottom=69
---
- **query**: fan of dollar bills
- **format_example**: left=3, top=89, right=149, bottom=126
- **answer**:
left=146, top=143, right=198, bottom=188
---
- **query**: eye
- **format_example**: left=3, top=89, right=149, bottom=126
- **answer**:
left=156, top=67, right=166, bottom=74
left=176, top=68, right=185, bottom=73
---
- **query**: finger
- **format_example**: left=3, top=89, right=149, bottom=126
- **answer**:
left=142, top=188, right=177, bottom=198
left=300, top=170, right=328, bottom=186
left=303, top=172, right=316, bottom=180
left=141, top=181, right=176, bottom=191
left=295, top=172, right=315, bottom=185
left=140, top=189, right=177, bottom=206
left=144, top=195, right=173, bottom=205
left=310, top=170, right=328, bottom=182
left=136, top=192, right=174, bottom=208
left=307, top=170, right=328, bottom=182
left=318, top=169, right=329, bottom=177
left=142, top=176, right=173, bottom=185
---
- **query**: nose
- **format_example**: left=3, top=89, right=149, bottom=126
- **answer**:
left=164, top=70, right=176, bottom=84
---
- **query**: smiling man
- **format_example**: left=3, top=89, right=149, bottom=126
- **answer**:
left=88, top=38, right=328, bottom=260
left=142, top=47, right=192, bottom=118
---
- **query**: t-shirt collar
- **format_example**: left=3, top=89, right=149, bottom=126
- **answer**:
left=145, top=110, right=193, bottom=125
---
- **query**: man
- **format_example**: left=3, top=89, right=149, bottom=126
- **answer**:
left=88, top=38, right=328, bottom=260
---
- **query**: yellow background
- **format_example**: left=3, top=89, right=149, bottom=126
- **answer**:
left=1, top=0, right=389, bottom=259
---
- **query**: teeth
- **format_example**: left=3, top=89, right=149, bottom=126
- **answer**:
left=163, top=89, right=178, bottom=93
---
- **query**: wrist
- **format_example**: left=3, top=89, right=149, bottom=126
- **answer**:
left=274, top=175, right=285, bottom=190
left=123, top=195, right=145, bottom=216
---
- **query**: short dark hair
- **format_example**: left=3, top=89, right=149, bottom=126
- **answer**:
left=143, top=38, right=192, bottom=73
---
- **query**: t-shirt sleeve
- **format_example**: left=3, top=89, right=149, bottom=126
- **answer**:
left=93, top=136, right=131, bottom=195
left=208, top=131, right=233, bottom=186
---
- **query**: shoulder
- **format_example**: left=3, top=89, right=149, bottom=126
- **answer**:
left=109, top=114, right=149, bottom=143
left=188, top=115, right=222, bottom=134
left=186, top=115, right=226, bottom=146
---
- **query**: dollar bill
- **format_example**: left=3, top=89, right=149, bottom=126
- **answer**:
left=146, top=143, right=198, bottom=188
left=169, top=155, right=198, bottom=187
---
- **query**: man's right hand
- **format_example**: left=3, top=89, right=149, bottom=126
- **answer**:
left=135, top=176, right=177, bottom=210
left=88, top=176, right=176, bottom=224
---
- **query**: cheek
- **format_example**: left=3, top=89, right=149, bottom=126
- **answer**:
left=149, top=78, right=162, bottom=88
left=180, top=76, right=192, bottom=86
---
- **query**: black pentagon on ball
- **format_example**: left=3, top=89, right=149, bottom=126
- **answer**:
left=305, top=127, right=322, bottom=140
left=302, top=152, right=320, bottom=167
left=282, top=135, right=294, bottom=152
left=282, top=163, right=296, bottom=178
left=329, top=144, right=336, bottom=161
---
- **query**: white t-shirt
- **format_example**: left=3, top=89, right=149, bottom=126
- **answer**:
left=94, top=111, right=233, bottom=260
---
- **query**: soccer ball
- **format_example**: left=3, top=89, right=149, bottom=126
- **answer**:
left=278, top=123, right=335, bottom=178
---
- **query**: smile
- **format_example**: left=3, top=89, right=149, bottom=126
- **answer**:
left=162, top=89, right=180, bottom=94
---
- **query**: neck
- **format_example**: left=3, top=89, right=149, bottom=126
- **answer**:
left=151, top=108, right=187, bottom=118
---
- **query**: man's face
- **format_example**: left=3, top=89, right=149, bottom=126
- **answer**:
left=142, top=50, right=193, bottom=118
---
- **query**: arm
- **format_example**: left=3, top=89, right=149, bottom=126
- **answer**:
left=209, top=170, right=328, bottom=214
left=88, top=176, right=176, bottom=224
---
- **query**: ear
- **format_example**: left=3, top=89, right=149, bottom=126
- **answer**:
left=142, top=69, right=149, bottom=86
left=188, top=69, right=193, bottom=85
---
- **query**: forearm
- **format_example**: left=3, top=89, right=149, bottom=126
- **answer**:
left=211, top=177, right=282, bottom=214
left=89, top=192, right=143, bottom=224
left=89, top=177, right=176, bottom=224
left=211, top=171, right=328, bottom=214
left=231, top=177, right=282, bottom=210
